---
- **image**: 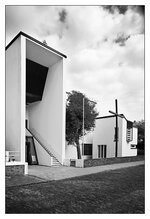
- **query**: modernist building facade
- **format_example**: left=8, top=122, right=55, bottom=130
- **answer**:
left=6, top=32, right=67, bottom=174
left=66, top=114, right=138, bottom=160
left=93, top=115, right=138, bottom=158
left=6, top=32, right=138, bottom=174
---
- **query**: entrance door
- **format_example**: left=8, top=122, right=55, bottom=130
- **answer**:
left=98, top=145, right=107, bottom=158
left=26, top=136, right=38, bottom=165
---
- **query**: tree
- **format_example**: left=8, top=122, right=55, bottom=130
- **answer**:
left=66, top=91, right=99, bottom=159
left=134, top=119, right=145, bottom=152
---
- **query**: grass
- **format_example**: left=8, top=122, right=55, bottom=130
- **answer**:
left=6, top=165, right=144, bottom=214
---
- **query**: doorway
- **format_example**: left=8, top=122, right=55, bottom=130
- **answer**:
left=25, top=136, right=38, bottom=165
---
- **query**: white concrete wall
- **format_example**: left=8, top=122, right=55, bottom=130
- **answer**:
left=65, top=142, right=77, bottom=159
left=82, top=131, right=93, bottom=144
left=26, top=128, right=32, bottom=137
left=93, top=116, right=123, bottom=159
left=65, top=143, right=92, bottom=160
left=65, top=131, right=93, bottom=159
left=6, top=36, right=26, bottom=162
left=34, top=138, right=53, bottom=166
left=121, top=119, right=137, bottom=156
left=132, top=127, right=138, bottom=145
left=28, top=59, right=65, bottom=164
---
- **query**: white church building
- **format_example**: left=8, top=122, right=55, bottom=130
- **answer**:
left=66, top=114, right=138, bottom=160
left=6, top=32, right=138, bottom=174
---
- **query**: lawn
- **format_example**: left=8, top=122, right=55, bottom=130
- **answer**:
left=6, top=165, right=145, bottom=214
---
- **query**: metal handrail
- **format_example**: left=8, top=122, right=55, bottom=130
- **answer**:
left=26, top=128, right=61, bottom=164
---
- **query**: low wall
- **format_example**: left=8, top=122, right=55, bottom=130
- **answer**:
left=6, top=162, right=28, bottom=175
left=6, top=165, right=24, bottom=175
left=84, top=155, right=144, bottom=168
left=70, top=159, right=84, bottom=168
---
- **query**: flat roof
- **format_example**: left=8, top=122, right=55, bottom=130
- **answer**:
left=5, top=31, right=67, bottom=59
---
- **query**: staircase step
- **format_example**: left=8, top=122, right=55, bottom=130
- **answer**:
left=52, top=159, right=61, bottom=166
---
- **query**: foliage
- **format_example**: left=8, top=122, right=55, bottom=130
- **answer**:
left=133, top=120, right=145, bottom=150
left=66, top=91, right=99, bottom=158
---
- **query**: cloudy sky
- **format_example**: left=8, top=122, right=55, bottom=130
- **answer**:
left=6, top=5, right=144, bottom=121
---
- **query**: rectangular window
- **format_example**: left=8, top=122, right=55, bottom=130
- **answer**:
left=126, top=120, right=133, bottom=142
left=98, top=145, right=107, bottom=158
left=126, top=128, right=133, bottom=142
left=83, top=144, right=92, bottom=155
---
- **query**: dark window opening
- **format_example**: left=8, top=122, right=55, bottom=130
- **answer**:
left=83, top=144, right=92, bottom=155
left=25, top=136, right=38, bottom=165
left=26, top=59, right=48, bottom=104
left=25, top=120, right=28, bottom=129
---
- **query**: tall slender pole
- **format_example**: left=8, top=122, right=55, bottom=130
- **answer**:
left=82, top=97, right=85, bottom=155
left=115, top=99, right=118, bottom=157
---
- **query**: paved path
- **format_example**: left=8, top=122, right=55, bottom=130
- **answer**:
left=28, top=160, right=144, bottom=181
left=6, top=161, right=144, bottom=187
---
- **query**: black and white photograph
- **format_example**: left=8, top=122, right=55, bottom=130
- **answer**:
left=3, top=2, right=146, bottom=214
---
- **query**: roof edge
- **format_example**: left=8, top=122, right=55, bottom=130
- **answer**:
left=5, top=31, right=67, bottom=59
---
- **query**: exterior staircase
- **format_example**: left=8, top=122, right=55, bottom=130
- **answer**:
left=52, top=157, right=62, bottom=166
left=26, top=128, right=61, bottom=166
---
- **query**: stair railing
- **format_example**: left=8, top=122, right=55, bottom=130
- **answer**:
left=26, top=127, right=61, bottom=164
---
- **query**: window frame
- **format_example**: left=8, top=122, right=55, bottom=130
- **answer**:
left=98, top=145, right=107, bottom=158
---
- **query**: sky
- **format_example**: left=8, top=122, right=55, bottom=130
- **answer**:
left=5, top=5, right=145, bottom=121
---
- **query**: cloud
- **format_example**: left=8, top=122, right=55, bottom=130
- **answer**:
left=131, top=5, right=145, bottom=17
left=5, top=6, right=144, bottom=121
left=102, top=5, right=128, bottom=15
left=59, top=9, right=67, bottom=23
left=114, top=33, right=130, bottom=46
left=102, top=5, right=145, bottom=17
